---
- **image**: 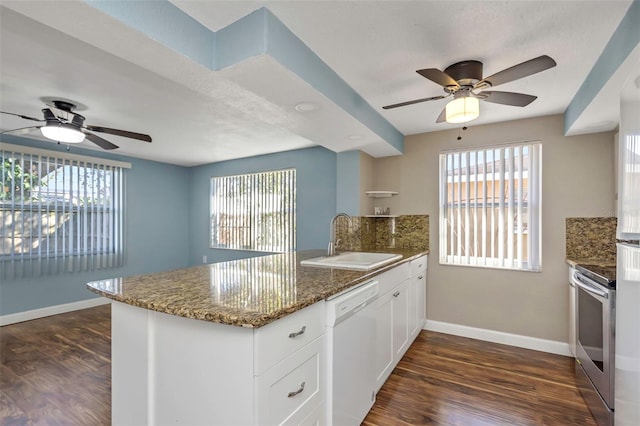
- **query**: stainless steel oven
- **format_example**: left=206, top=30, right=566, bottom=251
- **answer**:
left=573, top=265, right=616, bottom=426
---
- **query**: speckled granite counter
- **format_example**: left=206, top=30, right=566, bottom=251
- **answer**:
left=86, top=249, right=427, bottom=328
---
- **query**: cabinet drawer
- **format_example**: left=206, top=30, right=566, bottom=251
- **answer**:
left=254, top=302, right=325, bottom=375
left=376, top=262, right=411, bottom=296
left=256, top=336, right=324, bottom=426
left=410, top=255, right=427, bottom=277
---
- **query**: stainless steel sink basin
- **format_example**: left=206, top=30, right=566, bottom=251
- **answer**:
left=300, top=252, right=402, bottom=271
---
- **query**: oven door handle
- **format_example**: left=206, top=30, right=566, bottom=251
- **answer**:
left=574, top=273, right=609, bottom=299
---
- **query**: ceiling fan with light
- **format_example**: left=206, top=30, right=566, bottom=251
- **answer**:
left=382, top=55, right=557, bottom=124
left=0, top=100, right=152, bottom=150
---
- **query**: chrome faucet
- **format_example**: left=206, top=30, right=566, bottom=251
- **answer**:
left=328, top=213, right=352, bottom=256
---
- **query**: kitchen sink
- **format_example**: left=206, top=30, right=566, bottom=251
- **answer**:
left=300, top=252, right=402, bottom=271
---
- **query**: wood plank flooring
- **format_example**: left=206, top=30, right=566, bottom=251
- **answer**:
left=1, top=305, right=111, bottom=425
left=363, top=331, right=597, bottom=426
left=0, top=305, right=596, bottom=425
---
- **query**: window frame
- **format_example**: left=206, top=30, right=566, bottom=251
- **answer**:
left=438, top=141, right=542, bottom=272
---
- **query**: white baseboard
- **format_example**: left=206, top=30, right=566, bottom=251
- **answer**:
left=0, top=298, right=111, bottom=326
left=424, top=319, right=572, bottom=357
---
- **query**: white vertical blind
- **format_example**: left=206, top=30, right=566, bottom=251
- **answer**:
left=439, top=141, right=541, bottom=271
left=1, top=144, right=128, bottom=278
left=210, top=169, right=296, bottom=252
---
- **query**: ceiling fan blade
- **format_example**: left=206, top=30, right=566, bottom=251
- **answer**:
left=83, top=131, right=119, bottom=150
left=0, top=111, right=44, bottom=122
left=479, top=55, right=556, bottom=88
left=382, top=94, right=449, bottom=110
left=416, top=68, right=460, bottom=89
left=85, top=125, right=152, bottom=142
left=436, top=108, right=447, bottom=123
left=1, top=126, right=42, bottom=136
left=481, top=91, right=537, bottom=107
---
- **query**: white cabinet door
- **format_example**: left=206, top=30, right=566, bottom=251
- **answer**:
left=568, top=267, right=577, bottom=357
left=409, top=272, right=427, bottom=339
left=374, top=290, right=394, bottom=391
left=392, top=279, right=410, bottom=360
left=255, top=336, right=324, bottom=426
left=408, top=275, right=419, bottom=339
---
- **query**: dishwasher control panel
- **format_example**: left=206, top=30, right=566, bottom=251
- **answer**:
left=326, top=280, right=379, bottom=326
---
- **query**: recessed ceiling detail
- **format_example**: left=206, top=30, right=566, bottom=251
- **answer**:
left=0, top=1, right=636, bottom=166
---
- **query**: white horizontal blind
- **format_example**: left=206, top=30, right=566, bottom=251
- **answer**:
left=1, top=146, right=126, bottom=278
left=439, top=142, right=541, bottom=271
left=210, top=169, right=296, bottom=252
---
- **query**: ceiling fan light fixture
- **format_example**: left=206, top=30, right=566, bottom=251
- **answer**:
left=40, top=123, right=85, bottom=143
left=445, top=96, right=479, bottom=124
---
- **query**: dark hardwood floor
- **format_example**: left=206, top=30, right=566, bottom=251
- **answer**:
left=0, top=305, right=596, bottom=425
left=1, top=305, right=111, bottom=425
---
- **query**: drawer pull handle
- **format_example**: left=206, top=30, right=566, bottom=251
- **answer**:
left=393, top=291, right=400, bottom=297
left=288, top=326, right=306, bottom=338
left=418, top=275, right=424, bottom=280
left=287, top=381, right=305, bottom=398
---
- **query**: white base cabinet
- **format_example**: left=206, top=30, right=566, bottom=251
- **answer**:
left=374, top=256, right=427, bottom=391
left=112, top=301, right=325, bottom=426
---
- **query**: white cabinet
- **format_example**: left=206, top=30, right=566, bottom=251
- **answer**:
left=112, top=301, right=325, bottom=426
left=254, top=302, right=325, bottom=425
left=255, top=336, right=324, bottom=425
left=373, top=257, right=427, bottom=392
left=408, top=256, right=427, bottom=339
left=568, top=266, right=577, bottom=356
left=374, top=288, right=394, bottom=391
left=392, top=279, right=410, bottom=360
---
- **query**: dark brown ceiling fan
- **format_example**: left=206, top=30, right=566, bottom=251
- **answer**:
left=1, top=100, right=152, bottom=150
left=382, top=55, right=557, bottom=124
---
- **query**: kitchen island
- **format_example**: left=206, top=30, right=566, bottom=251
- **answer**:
left=87, top=249, right=427, bottom=425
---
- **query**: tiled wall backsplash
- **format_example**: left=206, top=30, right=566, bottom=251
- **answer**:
left=334, top=215, right=429, bottom=252
left=565, top=217, right=617, bottom=262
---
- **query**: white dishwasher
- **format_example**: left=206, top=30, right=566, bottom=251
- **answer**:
left=325, top=279, right=379, bottom=426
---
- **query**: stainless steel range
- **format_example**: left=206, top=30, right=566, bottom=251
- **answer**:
left=572, top=264, right=616, bottom=426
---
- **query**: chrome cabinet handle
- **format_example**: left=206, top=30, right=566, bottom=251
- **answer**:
left=393, top=291, right=400, bottom=297
left=417, top=275, right=424, bottom=280
left=287, top=381, right=305, bottom=398
left=288, top=325, right=306, bottom=338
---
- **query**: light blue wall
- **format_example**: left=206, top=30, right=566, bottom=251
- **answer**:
left=0, top=136, right=191, bottom=316
left=188, top=146, right=337, bottom=265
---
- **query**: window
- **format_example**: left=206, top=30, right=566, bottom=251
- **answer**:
left=439, top=142, right=541, bottom=271
left=1, top=143, right=128, bottom=277
left=210, top=169, right=296, bottom=252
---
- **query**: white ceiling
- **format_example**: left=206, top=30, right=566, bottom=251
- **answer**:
left=0, top=1, right=634, bottom=166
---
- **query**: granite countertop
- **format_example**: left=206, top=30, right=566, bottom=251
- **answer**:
left=86, top=249, right=428, bottom=328
left=566, top=258, right=616, bottom=283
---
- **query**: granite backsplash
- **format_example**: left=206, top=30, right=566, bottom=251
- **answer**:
left=565, top=217, right=617, bottom=263
left=334, top=215, right=429, bottom=252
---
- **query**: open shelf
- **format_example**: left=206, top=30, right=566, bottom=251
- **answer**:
left=365, top=191, right=398, bottom=198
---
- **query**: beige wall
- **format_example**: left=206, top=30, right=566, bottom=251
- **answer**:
left=372, top=114, right=615, bottom=343
left=359, top=151, right=375, bottom=216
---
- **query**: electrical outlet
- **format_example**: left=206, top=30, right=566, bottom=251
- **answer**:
left=202, top=255, right=207, bottom=264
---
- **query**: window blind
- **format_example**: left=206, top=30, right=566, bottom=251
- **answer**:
left=210, top=169, right=296, bottom=252
left=439, top=142, right=541, bottom=271
left=1, top=143, right=127, bottom=278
